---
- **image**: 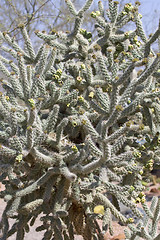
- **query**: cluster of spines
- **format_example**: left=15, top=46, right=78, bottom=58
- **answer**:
left=0, top=0, right=160, bottom=239
left=124, top=197, right=160, bottom=240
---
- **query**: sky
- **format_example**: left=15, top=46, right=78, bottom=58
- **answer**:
left=0, top=0, right=160, bottom=93
left=71, top=0, right=160, bottom=40
left=130, top=0, right=160, bottom=35
left=93, top=0, right=160, bottom=50
left=94, top=0, right=160, bottom=36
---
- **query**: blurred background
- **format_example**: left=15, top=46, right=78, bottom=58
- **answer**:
left=0, top=0, right=159, bottom=92
left=0, top=0, right=159, bottom=41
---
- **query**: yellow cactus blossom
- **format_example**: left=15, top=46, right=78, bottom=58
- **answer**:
left=94, top=205, right=104, bottom=215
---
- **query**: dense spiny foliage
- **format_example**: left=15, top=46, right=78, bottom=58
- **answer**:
left=0, top=0, right=160, bottom=239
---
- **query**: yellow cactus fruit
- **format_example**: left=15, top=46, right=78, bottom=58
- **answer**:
left=94, top=205, right=104, bottom=215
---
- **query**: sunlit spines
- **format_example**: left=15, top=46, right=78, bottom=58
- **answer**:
left=17, top=52, right=30, bottom=99
left=65, top=0, right=77, bottom=16
left=45, top=105, right=59, bottom=134
left=2, top=32, right=29, bottom=59
left=18, top=24, right=36, bottom=60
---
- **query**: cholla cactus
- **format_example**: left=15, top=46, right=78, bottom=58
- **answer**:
left=124, top=196, right=160, bottom=240
left=0, top=0, right=160, bottom=239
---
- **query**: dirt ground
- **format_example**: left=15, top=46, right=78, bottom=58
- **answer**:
left=0, top=179, right=160, bottom=240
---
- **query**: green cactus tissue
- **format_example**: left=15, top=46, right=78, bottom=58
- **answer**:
left=0, top=0, right=160, bottom=239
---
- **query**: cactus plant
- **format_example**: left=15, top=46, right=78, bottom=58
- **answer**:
left=0, top=0, right=160, bottom=239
